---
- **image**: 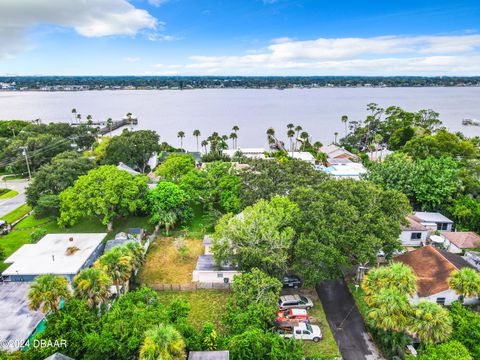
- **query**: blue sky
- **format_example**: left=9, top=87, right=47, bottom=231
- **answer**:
left=0, top=0, right=479, bottom=75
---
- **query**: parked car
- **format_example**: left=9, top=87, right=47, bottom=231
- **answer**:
left=282, top=274, right=302, bottom=288
left=278, top=295, right=313, bottom=310
left=277, top=323, right=322, bottom=342
left=276, top=308, right=309, bottom=324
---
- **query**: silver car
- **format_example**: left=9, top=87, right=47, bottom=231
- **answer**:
left=278, top=295, right=314, bottom=310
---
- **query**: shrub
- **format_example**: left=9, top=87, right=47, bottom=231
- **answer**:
left=30, top=228, right=47, bottom=243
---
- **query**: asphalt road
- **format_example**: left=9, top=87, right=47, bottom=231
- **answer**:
left=0, top=179, right=28, bottom=218
left=316, top=279, right=383, bottom=360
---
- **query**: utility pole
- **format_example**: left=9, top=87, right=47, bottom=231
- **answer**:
left=20, top=147, right=32, bottom=180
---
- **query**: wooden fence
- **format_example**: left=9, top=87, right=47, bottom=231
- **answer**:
left=149, top=282, right=231, bottom=291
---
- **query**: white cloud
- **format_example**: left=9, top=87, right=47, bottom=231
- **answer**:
left=165, top=34, right=480, bottom=75
left=0, top=0, right=157, bottom=58
left=123, top=57, right=141, bottom=62
left=148, top=0, right=169, bottom=7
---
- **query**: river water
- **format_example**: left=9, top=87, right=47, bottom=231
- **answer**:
left=1, top=87, right=479, bottom=150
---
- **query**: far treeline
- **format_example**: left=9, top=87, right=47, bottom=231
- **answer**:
left=1, top=76, right=480, bottom=90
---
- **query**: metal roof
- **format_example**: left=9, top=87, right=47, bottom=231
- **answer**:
left=194, top=255, right=237, bottom=272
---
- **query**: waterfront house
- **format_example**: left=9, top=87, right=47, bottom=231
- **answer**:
left=395, top=245, right=478, bottom=305
left=319, top=144, right=359, bottom=161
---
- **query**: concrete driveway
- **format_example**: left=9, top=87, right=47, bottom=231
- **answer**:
left=316, top=279, right=383, bottom=360
left=0, top=178, right=29, bottom=218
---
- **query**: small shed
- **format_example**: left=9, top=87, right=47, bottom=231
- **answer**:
left=192, top=255, right=241, bottom=284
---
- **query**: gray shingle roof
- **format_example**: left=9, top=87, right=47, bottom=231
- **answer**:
left=194, top=255, right=237, bottom=272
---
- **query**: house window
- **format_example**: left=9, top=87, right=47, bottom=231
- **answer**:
left=410, top=233, right=422, bottom=240
left=436, top=297, right=446, bottom=305
left=217, top=273, right=223, bottom=278
left=437, top=223, right=448, bottom=231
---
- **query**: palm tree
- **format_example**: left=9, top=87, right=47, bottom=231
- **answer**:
left=287, top=123, right=294, bottom=130
left=201, top=140, right=208, bottom=154
left=294, top=125, right=302, bottom=150
left=299, top=131, right=309, bottom=151
left=334, top=132, right=339, bottom=144
left=193, top=130, right=201, bottom=152
left=341, top=115, right=348, bottom=137
left=449, top=268, right=480, bottom=303
left=313, top=141, right=323, bottom=152
left=177, top=131, right=185, bottom=151
left=266, top=127, right=275, bottom=145
left=229, top=132, right=238, bottom=149
left=124, top=242, right=145, bottom=274
left=71, top=108, right=77, bottom=124
left=287, top=129, right=295, bottom=152
left=367, top=288, right=411, bottom=332
left=86, top=115, right=93, bottom=127
left=232, top=125, right=239, bottom=133
left=407, top=301, right=452, bottom=344
left=139, top=324, right=185, bottom=360
left=94, top=247, right=133, bottom=296
left=106, top=118, right=113, bottom=136
left=232, top=126, right=239, bottom=148
left=72, top=268, right=112, bottom=309
left=362, top=263, right=416, bottom=302
left=28, top=274, right=70, bottom=314
left=77, top=113, right=82, bottom=123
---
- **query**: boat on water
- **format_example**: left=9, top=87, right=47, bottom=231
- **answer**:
left=462, top=118, right=480, bottom=126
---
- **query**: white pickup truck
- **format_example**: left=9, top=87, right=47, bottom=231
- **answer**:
left=277, top=322, right=323, bottom=342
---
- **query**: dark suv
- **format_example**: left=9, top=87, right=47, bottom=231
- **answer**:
left=282, top=275, right=302, bottom=289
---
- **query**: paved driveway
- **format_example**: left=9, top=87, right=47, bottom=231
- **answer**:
left=0, top=178, right=29, bottom=218
left=316, top=279, right=383, bottom=360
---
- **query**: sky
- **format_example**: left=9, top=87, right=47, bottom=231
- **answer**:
left=0, top=0, right=480, bottom=76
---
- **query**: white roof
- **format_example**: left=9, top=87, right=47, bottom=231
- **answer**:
left=322, top=162, right=367, bottom=178
left=290, top=152, right=315, bottom=162
left=2, top=233, right=106, bottom=277
left=414, top=212, right=453, bottom=224
left=223, top=148, right=266, bottom=159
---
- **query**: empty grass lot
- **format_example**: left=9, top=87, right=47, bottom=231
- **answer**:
left=156, top=290, right=231, bottom=333
left=139, top=237, right=204, bottom=285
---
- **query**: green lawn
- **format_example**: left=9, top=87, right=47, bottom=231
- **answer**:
left=0, top=189, right=19, bottom=199
left=156, top=290, right=231, bottom=333
left=168, top=206, right=214, bottom=239
left=1, top=204, right=32, bottom=223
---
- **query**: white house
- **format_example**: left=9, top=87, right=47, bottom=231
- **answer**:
left=192, top=255, right=241, bottom=284
left=223, top=148, right=266, bottom=159
left=395, top=246, right=479, bottom=306
left=2, top=233, right=106, bottom=282
left=412, top=212, right=454, bottom=231
left=320, top=162, right=368, bottom=180
left=289, top=151, right=316, bottom=164
left=399, top=215, right=429, bottom=247
left=441, top=231, right=480, bottom=254
left=319, top=144, right=359, bottom=161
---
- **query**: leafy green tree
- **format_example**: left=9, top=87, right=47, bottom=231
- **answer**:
left=450, top=301, right=480, bottom=359
left=72, top=268, right=112, bottom=309
left=167, top=299, right=191, bottom=323
left=201, top=323, right=217, bottom=351
left=84, top=287, right=169, bottom=360
left=148, top=181, right=191, bottom=234
left=213, top=197, right=298, bottom=277
left=94, top=246, right=133, bottom=296
left=291, top=180, right=411, bottom=285
left=26, top=151, right=94, bottom=207
left=139, top=324, right=185, bottom=360
left=449, top=196, right=480, bottom=232
left=156, top=154, right=195, bottom=182
left=411, top=340, right=471, bottom=360
left=408, top=301, right=452, bottom=344
left=224, top=268, right=282, bottom=334
left=103, top=130, right=160, bottom=172
left=448, top=268, right=480, bottom=303
left=58, top=165, right=148, bottom=230
left=28, top=274, right=70, bottom=313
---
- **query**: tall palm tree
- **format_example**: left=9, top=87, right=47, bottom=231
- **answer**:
left=28, top=274, right=70, bottom=314
left=313, top=141, right=323, bottom=152
left=193, top=130, right=201, bottom=152
left=201, top=140, right=208, bottom=154
left=71, top=108, right=77, bottom=124
left=177, top=131, right=185, bottom=151
left=266, top=127, right=275, bottom=145
left=139, top=324, right=185, bottom=360
left=232, top=126, right=239, bottom=148
left=294, top=125, right=302, bottom=150
left=94, top=247, right=133, bottom=296
left=229, top=132, right=238, bottom=149
left=77, top=113, right=82, bottom=123
left=72, top=268, right=112, bottom=309
left=449, top=268, right=480, bottom=303
left=407, top=301, right=452, bottom=344
left=334, top=132, right=339, bottom=144
left=367, top=288, right=411, bottom=332
left=232, top=125, right=239, bottom=133
left=299, top=131, right=309, bottom=151
left=341, top=115, right=348, bottom=137
left=106, top=118, right=113, bottom=136
left=287, top=123, right=294, bottom=130
left=86, top=115, right=93, bottom=126
left=287, top=129, right=295, bottom=152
